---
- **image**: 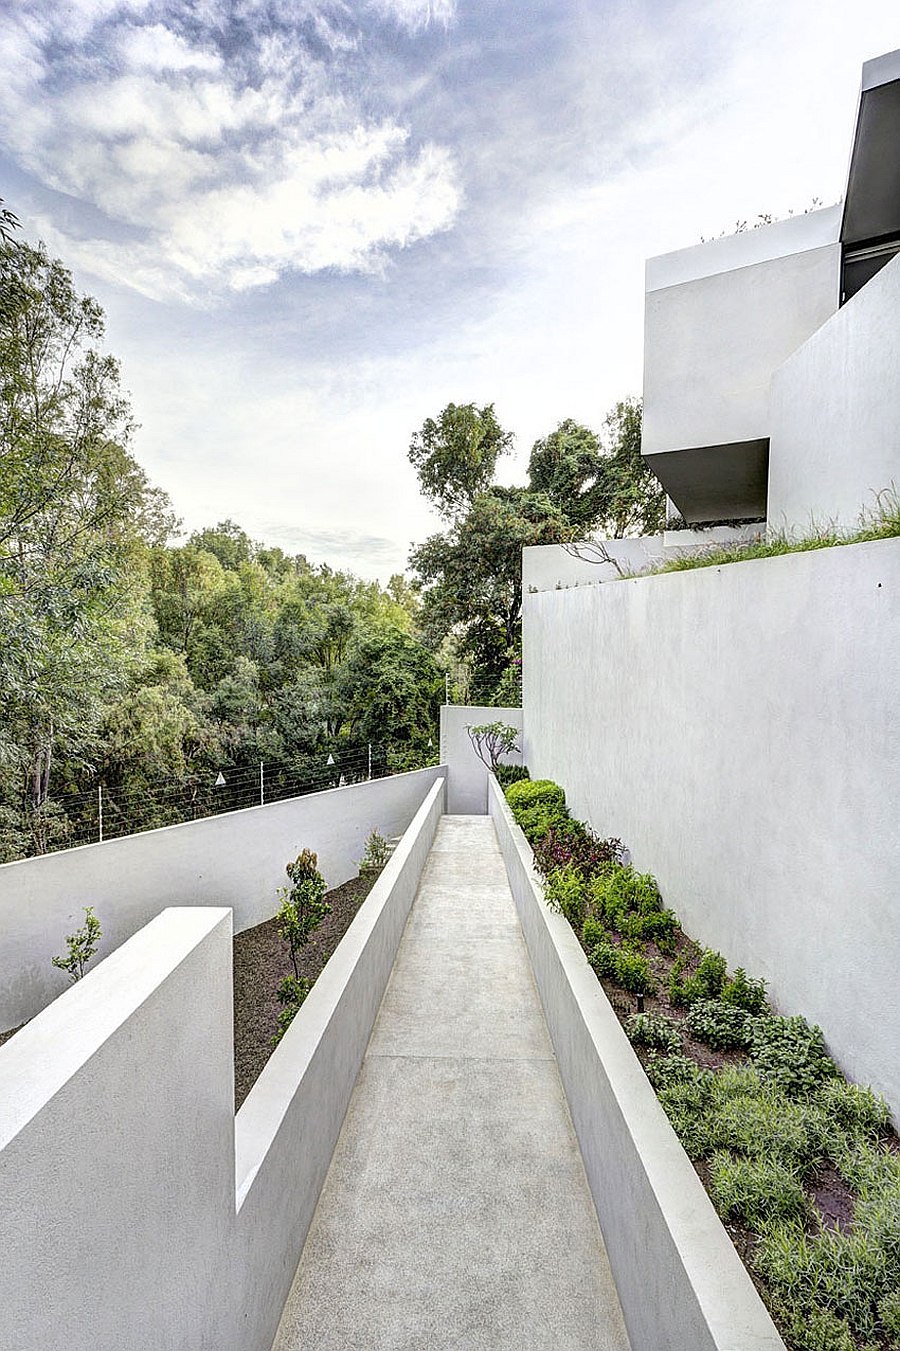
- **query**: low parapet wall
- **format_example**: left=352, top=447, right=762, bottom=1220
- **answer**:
left=0, top=765, right=445, bottom=1029
left=0, top=776, right=446, bottom=1351
left=488, top=776, right=785, bottom=1351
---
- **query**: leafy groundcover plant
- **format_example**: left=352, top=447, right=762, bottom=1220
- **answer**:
left=504, top=777, right=900, bottom=1351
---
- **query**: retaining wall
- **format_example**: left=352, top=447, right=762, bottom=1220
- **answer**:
left=0, top=765, right=444, bottom=1029
left=522, top=537, right=900, bottom=1118
left=0, top=776, right=446, bottom=1351
left=439, top=705, right=522, bottom=814
left=488, top=776, right=785, bottom=1351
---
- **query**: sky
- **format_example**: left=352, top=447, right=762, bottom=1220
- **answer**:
left=1, top=0, right=898, bottom=580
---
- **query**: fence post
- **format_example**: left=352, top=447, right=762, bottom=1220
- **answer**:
left=368, top=743, right=372, bottom=781
left=259, top=761, right=264, bottom=807
left=98, top=785, right=104, bottom=843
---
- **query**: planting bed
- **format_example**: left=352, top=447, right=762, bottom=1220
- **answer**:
left=233, top=872, right=377, bottom=1109
left=503, top=776, right=900, bottom=1351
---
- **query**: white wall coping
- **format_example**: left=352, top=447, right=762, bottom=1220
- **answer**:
left=235, top=775, right=447, bottom=1206
left=488, top=776, right=785, bottom=1351
left=645, top=204, right=841, bottom=293
left=0, top=907, right=230, bottom=1154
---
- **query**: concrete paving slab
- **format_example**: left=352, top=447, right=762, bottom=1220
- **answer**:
left=272, top=814, right=631, bottom=1351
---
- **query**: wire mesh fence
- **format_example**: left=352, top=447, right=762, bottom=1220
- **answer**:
left=1, top=740, right=441, bottom=863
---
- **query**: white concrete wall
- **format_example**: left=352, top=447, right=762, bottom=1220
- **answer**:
left=439, top=705, right=523, bottom=813
left=523, top=526, right=763, bottom=593
left=488, top=778, right=785, bottom=1351
left=0, top=777, right=446, bottom=1351
left=768, top=251, right=900, bottom=533
left=523, top=538, right=900, bottom=1119
left=642, top=238, right=840, bottom=459
left=0, top=766, right=444, bottom=1030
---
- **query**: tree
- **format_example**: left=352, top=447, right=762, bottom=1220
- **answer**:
left=528, top=402, right=666, bottom=538
left=337, top=630, right=442, bottom=762
left=410, top=485, right=574, bottom=698
left=0, top=238, right=173, bottom=848
left=408, top=402, right=513, bottom=518
left=597, top=398, right=666, bottom=538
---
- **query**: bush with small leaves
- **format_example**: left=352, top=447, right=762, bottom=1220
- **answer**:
left=685, top=998, right=753, bottom=1051
left=668, top=947, right=726, bottom=1006
left=514, top=802, right=571, bottom=844
left=721, top=967, right=769, bottom=1015
left=588, top=941, right=620, bottom=979
left=615, top=947, right=656, bottom=995
left=52, top=906, right=102, bottom=982
left=625, top=1011, right=682, bottom=1053
left=359, top=829, right=390, bottom=875
left=766, top=1297, right=858, bottom=1351
left=645, top=1052, right=712, bottom=1093
left=277, top=848, right=329, bottom=979
left=532, top=821, right=623, bottom=880
left=657, top=1077, right=716, bottom=1158
left=589, top=864, right=661, bottom=928
left=581, top=915, right=608, bottom=948
left=749, top=1015, right=838, bottom=1095
left=272, top=975, right=311, bottom=1045
left=505, top=778, right=565, bottom=812
left=709, top=1086, right=827, bottom=1171
left=878, top=1290, right=900, bottom=1340
left=818, top=1079, right=892, bottom=1139
left=709, top=1151, right=808, bottom=1228
left=494, top=763, right=529, bottom=789
left=543, top=863, right=588, bottom=927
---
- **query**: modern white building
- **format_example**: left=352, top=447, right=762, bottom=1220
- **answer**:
left=521, top=48, right=900, bottom=1122
left=642, top=47, right=900, bottom=532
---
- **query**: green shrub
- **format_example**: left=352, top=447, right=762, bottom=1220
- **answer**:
left=494, top=763, right=530, bottom=789
left=582, top=916, right=606, bottom=948
left=721, top=967, right=769, bottom=1015
left=588, top=941, right=620, bottom=979
left=52, top=905, right=102, bottom=982
left=709, top=1086, right=826, bottom=1170
left=878, top=1289, right=900, bottom=1339
left=658, top=1078, right=715, bottom=1157
left=278, top=848, right=329, bottom=979
left=505, top=778, right=565, bottom=811
left=615, top=947, right=656, bottom=995
left=272, top=974, right=311, bottom=1045
left=514, top=801, right=571, bottom=843
left=645, top=1053, right=711, bottom=1092
left=684, top=998, right=752, bottom=1051
left=818, top=1079, right=892, bottom=1139
left=669, top=947, right=726, bottom=1006
left=589, top=864, right=660, bottom=927
left=749, top=1015, right=838, bottom=1095
left=359, top=829, right=390, bottom=875
left=625, top=1011, right=682, bottom=1053
left=709, top=1151, right=808, bottom=1228
left=543, top=863, right=587, bottom=927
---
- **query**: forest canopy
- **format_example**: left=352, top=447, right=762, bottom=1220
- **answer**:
left=0, top=234, right=441, bottom=860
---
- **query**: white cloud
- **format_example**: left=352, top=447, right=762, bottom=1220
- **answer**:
left=0, top=4, right=461, bottom=299
left=117, top=24, right=223, bottom=73
left=367, top=0, right=456, bottom=32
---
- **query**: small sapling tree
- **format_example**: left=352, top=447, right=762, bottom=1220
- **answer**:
left=273, top=849, right=329, bottom=1042
left=52, top=907, right=102, bottom=982
left=359, top=829, right=390, bottom=876
left=466, top=720, right=520, bottom=772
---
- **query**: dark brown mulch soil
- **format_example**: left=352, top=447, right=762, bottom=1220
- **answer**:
left=810, top=1163, right=856, bottom=1232
left=232, top=873, right=377, bottom=1111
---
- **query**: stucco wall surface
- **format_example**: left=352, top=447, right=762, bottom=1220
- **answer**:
left=642, top=242, right=840, bottom=457
left=523, top=538, right=900, bottom=1118
left=0, top=765, right=444, bottom=1029
left=768, top=251, right=900, bottom=533
left=523, top=525, right=763, bottom=593
left=439, top=704, right=523, bottom=813
left=0, top=777, right=446, bottom=1351
left=488, top=778, right=785, bottom=1351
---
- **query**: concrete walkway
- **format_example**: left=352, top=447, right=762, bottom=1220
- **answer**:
left=272, top=816, right=632, bottom=1351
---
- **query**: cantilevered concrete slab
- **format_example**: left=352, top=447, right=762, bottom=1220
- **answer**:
left=272, top=815, right=631, bottom=1351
